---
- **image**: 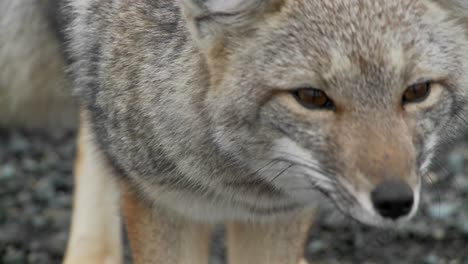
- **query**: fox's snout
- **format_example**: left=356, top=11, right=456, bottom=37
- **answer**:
left=336, top=117, right=419, bottom=222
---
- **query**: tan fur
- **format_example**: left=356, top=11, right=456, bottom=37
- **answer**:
left=63, top=113, right=122, bottom=264
left=227, top=210, right=314, bottom=264
left=333, top=114, right=418, bottom=191
left=121, top=184, right=212, bottom=264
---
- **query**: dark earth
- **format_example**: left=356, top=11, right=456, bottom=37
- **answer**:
left=1, top=128, right=467, bottom=264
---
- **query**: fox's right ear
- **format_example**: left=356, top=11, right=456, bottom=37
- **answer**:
left=178, top=0, right=284, bottom=50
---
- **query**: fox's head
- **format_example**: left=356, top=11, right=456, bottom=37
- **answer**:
left=178, top=0, right=468, bottom=226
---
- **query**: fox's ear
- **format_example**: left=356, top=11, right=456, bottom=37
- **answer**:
left=178, top=0, right=284, bottom=48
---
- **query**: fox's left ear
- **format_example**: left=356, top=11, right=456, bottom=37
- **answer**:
left=178, top=0, right=284, bottom=50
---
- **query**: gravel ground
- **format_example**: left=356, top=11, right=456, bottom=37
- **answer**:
left=1, top=128, right=467, bottom=264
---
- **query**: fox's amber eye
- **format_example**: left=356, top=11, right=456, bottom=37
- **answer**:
left=293, top=88, right=335, bottom=110
left=403, top=82, right=431, bottom=104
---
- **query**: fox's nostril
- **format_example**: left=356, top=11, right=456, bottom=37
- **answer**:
left=371, top=180, right=414, bottom=220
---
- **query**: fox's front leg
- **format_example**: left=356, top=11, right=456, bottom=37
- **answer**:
left=63, top=116, right=123, bottom=264
left=121, top=185, right=212, bottom=264
left=227, top=210, right=314, bottom=264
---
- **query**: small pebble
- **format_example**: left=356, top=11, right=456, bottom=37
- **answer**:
left=432, top=227, right=446, bottom=240
left=307, top=240, right=326, bottom=254
left=424, top=254, right=441, bottom=264
left=3, top=246, right=26, bottom=264
left=454, top=176, right=468, bottom=193
left=459, top=219, right=468, bottom=236
left=9, top=133, right=30, bottom=153
left=23, top=158, right=38, bottom=171
left=31, top=216, right=47, bottom=229
left=0, top=164, right=16, bottom=180
left=427, top=202, right=459, bottom=220
left=449, top=153, right=465, bottom=175
left=44, top=232, right=69, bottom=256
left=27, top=251, right=51, bottom=264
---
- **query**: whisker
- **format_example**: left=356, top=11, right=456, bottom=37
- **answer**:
left=251, top=159, right=282, bottom=176
left=269, top=164, right=295, bottom=185
left=294, top=171, right=334, bottom=191
left=273, top=157, right=334, bottom=179
left=332, top=180, right=360, bottom=207
left=274, top=151, right=338, bottom=175
left=272, top=152, right=365, bottom=219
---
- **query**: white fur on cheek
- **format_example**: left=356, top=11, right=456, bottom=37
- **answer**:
left=421, top=133, right=438, bottom=173
left=406, top=177, right=421, bottom=220
left=267, top=138, right=333, bottom=200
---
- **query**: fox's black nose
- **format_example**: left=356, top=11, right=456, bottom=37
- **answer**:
left=371, top=180, right=414, bottom=220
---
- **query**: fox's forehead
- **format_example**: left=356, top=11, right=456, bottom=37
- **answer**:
left=280, top=0, right=430, bottom=63
left=250, top=0, right=457, bottom=94
left=286, top=0, right=428, bottom=29
left=291, top=0, right=427, bottom=26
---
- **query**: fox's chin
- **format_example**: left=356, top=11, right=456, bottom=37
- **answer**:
left=345, top=206, right=418, bottom=228
left=353, top=214, right=406, bottom=228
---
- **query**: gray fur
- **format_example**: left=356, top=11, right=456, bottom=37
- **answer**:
left=63, top=0, right=468, bottom=223
left=0, top=0, right=77, bottom=130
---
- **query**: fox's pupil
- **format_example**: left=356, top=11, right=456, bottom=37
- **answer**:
left=403, top=82, right=431, bottom=104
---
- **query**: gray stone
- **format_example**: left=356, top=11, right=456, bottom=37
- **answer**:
left=424, top=254, right=441, bottom=264
left=0, top=164, right=15, bottom=180
left=427, top=202, right=459, bottom=220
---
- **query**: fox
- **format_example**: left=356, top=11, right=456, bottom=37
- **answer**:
left=1, top=0, right=468, bottom=263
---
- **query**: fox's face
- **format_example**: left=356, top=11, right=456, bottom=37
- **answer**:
left=181, top=0, right=468, bottom=226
